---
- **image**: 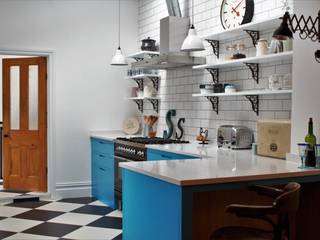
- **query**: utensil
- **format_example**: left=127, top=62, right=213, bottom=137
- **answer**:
left=141, top=37, right=157, bottom=51
left=123, top=117, right=140, bottom=135
left=256, top=39, right=269, bottom=56
left=298, top=143, right=307, bottom=168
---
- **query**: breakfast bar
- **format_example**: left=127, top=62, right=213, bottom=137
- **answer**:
left=120, top=148, right=320, bottom=240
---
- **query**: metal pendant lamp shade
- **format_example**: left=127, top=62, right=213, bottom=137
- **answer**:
left=273, top=12, right=293, bottom=40
left=111, top=0, right=128, bottom=66
left=181, top=0, right=205, bottom=52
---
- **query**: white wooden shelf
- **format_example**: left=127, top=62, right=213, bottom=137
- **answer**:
left=127, top=51, right=160, bottom=61
left=192, top=89, right=292, bottom=98
left=125, top=74, right=160, bottom=80
left=201, top=15, right=283, bottom=41
left=192, top=89, right=292, bottom=116
left=193, top=51, right=293, bottom=70
left=128, top=96, right=160, bottom=113
left=128, top=96, right=160, bottom=100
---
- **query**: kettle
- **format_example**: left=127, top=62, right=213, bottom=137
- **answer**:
left=141, top=37, right=156, bottom=51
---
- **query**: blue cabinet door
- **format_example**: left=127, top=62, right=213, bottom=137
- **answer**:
left=147, top=149, right=198, bottom=161
left=91, top=138, right=115, bottom=208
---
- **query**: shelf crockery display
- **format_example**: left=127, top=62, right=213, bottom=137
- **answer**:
left=201, top=15, right=283, bottom=57
left=127, top=51, right=160, bottom=61
left=126, top=74, right=161, bottom=91
left=127, top=97, right=160, bottom=113
left=193, top=51, right=293, bottom=84
left=192, top=89, right=293, bottom=116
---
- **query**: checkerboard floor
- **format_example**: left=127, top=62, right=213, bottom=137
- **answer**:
left=0, top=197, right=122, bottom=239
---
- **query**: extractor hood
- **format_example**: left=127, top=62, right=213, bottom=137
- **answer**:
left=132, top=14, right=205, bottom=69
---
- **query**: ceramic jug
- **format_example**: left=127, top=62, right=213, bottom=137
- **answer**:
left=256, top=39, right=269, bottom=56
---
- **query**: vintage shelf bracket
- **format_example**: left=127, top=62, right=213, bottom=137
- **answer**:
left=206, top=96, right=219, bottom=114
left=133, top=57, right=144, bottom=62
left=148, top=76, right=160, bottom=91
left=133, top=99, right=144, bottom=113
left=245, top=95, right=259, bottom=116
left=147, top=99, right=159, bottom=113
left=245, top=63, right=259, bottom=84
left=244, top=30, right=260, bottom=47
left=133, top=78, right=144, bottom=90
left=206, top=68, right=219, bottom=84
left=205, top=39, right=220, bottom=58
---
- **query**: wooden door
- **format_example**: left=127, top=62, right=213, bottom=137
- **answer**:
left=3, top=57, right=47, bottom=192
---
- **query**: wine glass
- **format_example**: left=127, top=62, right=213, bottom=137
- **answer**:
left=297, top=143, right=307, bottom=168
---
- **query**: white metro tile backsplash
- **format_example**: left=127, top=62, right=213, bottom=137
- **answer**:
left=137, top=0, right=293, bottom=142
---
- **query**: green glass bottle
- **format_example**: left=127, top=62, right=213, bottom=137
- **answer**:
left=305, top=118, right=317, bottom=146
left=305, top=118, right=316, bottom=167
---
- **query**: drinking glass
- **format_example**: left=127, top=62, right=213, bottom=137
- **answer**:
left=315, top=144, right=320, bottom=168
left=298, top=143, right=307, bottom=168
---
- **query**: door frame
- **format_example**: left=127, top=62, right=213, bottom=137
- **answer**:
left=0, top=48, right=56, bottom=197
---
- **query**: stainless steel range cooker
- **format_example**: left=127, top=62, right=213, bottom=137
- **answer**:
left=114, top=137, right=189, bottom=209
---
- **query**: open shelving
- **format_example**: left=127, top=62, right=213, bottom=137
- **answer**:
left=126, top=74, right=161, bottom=91
left=193, top=51, right=293, bottom=84
left=192, top=89, right=292, bottom=116
left=127, top=97, right=160, bottom=113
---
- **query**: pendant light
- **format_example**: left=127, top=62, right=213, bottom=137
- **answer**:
left=181, top=0, right=205, bottom=52
left=111, top=0, right=128, bottom=66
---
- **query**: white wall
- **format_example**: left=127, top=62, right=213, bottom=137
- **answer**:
left=138, top=0, right=293, bottom=141
left=291, top=0, right=320, bottom=152
left=0, top=0, right=138, bottom=197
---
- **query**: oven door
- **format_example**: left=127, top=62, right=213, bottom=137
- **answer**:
left=114, top=155, right=134, bottom=195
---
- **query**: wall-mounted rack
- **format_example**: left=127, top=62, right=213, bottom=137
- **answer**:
left=193, top=51, right=293, bottom=84
left=126, top=74, right=161, bottom=91
left=192, top=89, right=292, bottom=116
left=201, top=15, right=283, bottom=56
left=128, top=97, right=160, bottom=113
left=127, top=51, right=160, bottom=62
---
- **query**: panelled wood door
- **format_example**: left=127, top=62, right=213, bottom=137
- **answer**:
left=3, top=57, right=47, bottom=192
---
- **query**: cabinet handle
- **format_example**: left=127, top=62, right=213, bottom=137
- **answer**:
left=99, top=141, right=107, bottom=144
left=99, top=167, right=106, bottom=171
left=161, top=154, right=172, bottom=159
left=99, top=154, right=106, bottom=158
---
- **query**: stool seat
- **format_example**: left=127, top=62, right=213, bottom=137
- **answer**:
left=210, top=226, right=273, bottom=240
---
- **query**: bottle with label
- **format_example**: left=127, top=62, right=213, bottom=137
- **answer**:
left=305, top=118, right=317, bottom=167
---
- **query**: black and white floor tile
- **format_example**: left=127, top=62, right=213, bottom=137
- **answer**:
left=0, top=197, right=122, bottom=239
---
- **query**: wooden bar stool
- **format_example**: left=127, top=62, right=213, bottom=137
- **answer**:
left=210, top=182, right=301, bottom=240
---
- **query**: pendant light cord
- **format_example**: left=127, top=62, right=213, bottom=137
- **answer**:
left=192, top=0, right=194, bottom=26
left=118, top=0, right=121, bottom=48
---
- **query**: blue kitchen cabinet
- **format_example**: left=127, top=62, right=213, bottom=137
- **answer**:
left=91, top=137, right=115, bottom=208
left=147, top=149, right=198, bottom=161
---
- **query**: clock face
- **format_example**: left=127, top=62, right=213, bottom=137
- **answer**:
left=220, top=0, right=254, bottom=29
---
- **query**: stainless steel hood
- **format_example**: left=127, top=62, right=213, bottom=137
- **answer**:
left=132, top=2, right=205, bottom=70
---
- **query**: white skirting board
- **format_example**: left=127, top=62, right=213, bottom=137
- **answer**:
left=55, top=181, right=91, bottom=199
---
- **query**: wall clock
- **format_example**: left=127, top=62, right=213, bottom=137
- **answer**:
left=220, top=0, right=254, bottom=29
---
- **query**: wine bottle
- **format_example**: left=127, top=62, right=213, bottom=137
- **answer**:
left=305, top=118, right=317, bottom=146
left=305, top=118, right=316, bottom=167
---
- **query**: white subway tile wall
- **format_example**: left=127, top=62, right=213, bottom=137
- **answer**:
left=136, top=0, right=293, bottom=142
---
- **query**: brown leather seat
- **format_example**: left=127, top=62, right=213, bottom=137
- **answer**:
left=210, top=182, right=301, bottom=240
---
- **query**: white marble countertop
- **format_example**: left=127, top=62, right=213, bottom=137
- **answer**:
left=90, top=130, right=142, bottom=141
left=120, top=147, right=320, bottom=186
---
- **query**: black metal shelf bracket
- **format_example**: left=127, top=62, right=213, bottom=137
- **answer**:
left=148, top=53, right=159, bottom=58
left=133, top=57, right=144, bottom=62
left=133, top=99, right=144, bottom=113
left=245, top=95, right=259, bottom=116
left=148, top=77, right=160, bottom=91
left=206, top=96, right=219, bottom=114
left=133, top=78, right=144, bottom=90
left=244, top=30, right=260, bottom=47
left=205, top=39, right=220, bottom=58
left=147, top=99, right=159, bottom=113
left=206, top=68, right=219, bottom=84
left=245, top=63, right=259, bottom=84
